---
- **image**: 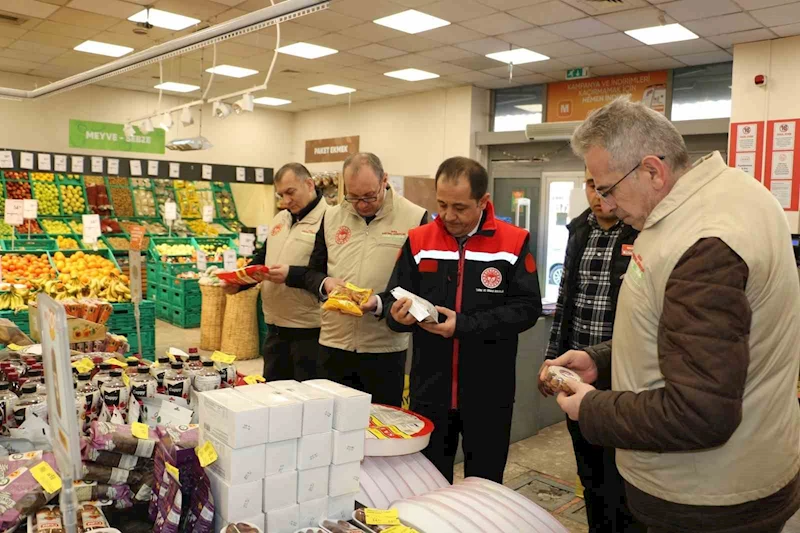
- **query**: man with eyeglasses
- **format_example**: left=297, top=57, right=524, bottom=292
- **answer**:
left=272, top=152, right=426, bottom=406
left=546, top=98, right=800, bottom=533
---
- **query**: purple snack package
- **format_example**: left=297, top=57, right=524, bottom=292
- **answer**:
left=154, top=469, right=182, bottom=533
left=84, top=448, right=150, bottom=470
left=181, top=475, right=214, bottom=533
left=74, top=480, right=135, bottom=510
left=89, top=420, right=158, bottom=457
left=149, top=446, right=169, bottom=522
left=157, top=424, right=200, bottom=467
left=0, top=451, right=60, bottom=532
left=81, top=461, right=149, bottom=485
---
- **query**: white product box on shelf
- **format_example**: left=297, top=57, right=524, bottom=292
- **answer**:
left=297, top=465, right=329, bottom=503
left=271, top=380, right=335, bottom=435
left=328, top=461, right=361, bottom=497
left=331, top=428, right=365, bottom=465
left=198, top=388, right=269, bottom=449
left=266, top=438, right=298, bottom=476
left=267, top=503, right=300, bottom=533
left=263, top=470, right=298, bottom=512
left=327, top=494, right=356, bottom=521
left=236, top=384, right=303, bottom=442
left=298, top=496, right=329, bottom=528
left=199, top=429, right=266, bottom=485
left=214, top=513, right=265, bottom=533
left=303, top=380, right=371, bottom=432
left=297, top=431, right=332, bottom=471
left=206, top=468, right=263, bottom=523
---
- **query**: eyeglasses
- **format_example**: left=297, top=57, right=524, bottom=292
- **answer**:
left=595, top=155, right=666, bottom=202
left=344, top=186, right=384, bottom=205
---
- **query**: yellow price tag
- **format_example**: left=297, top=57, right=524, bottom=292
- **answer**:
left=383, top=527, right=418, bottom=533
left=131, top=422, right=149, bottom=440
left=243, top=375, right=265, bottom=385
left=7, top=343, right=24, bottom=351
left=106, top=358, right=127, bottom=368
left=30, top=461, right=62, bottom=494
left=72, top=358, right=95, bottom=374
left=364, top=508, right=401, bottom=526
left=165, top=462, right=180, bottom=482
left=122, top=373, right=130, bottom=388
left=196, top=440, right=218, bottom=468
left=211, top=351, right=237, bottom=365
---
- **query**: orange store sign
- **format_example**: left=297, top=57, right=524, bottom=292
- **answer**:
left=546, top=71, right=669, bottom=123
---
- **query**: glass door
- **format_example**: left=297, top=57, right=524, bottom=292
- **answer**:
left=541, top=172, right=586, bottom=302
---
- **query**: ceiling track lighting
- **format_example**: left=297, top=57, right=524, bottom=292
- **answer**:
left=213, top=101, right=232, bottom=119
left=180, top=107, right=194, bottom=126
left=123, top=123, right=135, bottom=138
left=233, top=93, right=254, bottom=114
left=140, top=118, right=155, bottom=134
left=159, top=112, right=174, bottom=131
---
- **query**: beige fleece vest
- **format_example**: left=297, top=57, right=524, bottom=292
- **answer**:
left=261, top=198, right=328, bottom=329
left=612, top=152, right=800, bottom=505
left=320, top=187, right=425, bottom=353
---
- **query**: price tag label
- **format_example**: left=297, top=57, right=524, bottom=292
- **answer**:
left=30, top=461, right=62, bottom=494
left=196, top=440, right=218, bottom=468
left=243, top=375, right=265, bottom=385
left=165, top=462, right=179, bottom=482
left=23, top=199, right=37, bottom=220
left=239, top=244, right=254, bottom=256
left=54, top=155, right=67, bottom=172
left=71, top=156, right=84, bottom=173
left=148, top=160, right=159, bottom=176
left=239, top=232, right=256, bottom=247
left=256, top=225, right=269, bottom=243
left=91, top=156, right=103, bottom=173
left=129, top=225, right=146, bottom=251
left=223, top=249, right=237, bottom=271
left=202, top=165, right=212, bottom=180
left=131, top=422, right=149, bottom=439
left=107, top=158, right=119, bottom=175
left=211, top=351, right=237, bottom=364
left=0, top=151, right=13, bottom=168
left=37, top=153, right=51, bottom=171
left=72, top=358, right=95, bottom=374
left=164, top=201, right=177, bottom=221
left=4, top=199, right=23, bottom=226
left=202, top=205, right=214, bottom=223
left=196, top=250, right=207, bottom=271
left=255, top=168, right=265, bottom=183
left=82, top=214, right=101, bottom=243
left=129, top=250, right=142, bottom=303
left=19, top=152, right=34, bottom=170
left=364, top=509, right=401, bottom=526
left=122, top=372, right=130, bottom=388
left=382, top=527, right=417, bottom=533
left=130, top=160, right=142, bottom=176
left=236, top=167, right=246, bottom=182
left=169, top=162, right=180, bottom=178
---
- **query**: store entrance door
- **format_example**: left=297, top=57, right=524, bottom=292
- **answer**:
left=492, top=176, right=541, bottom=263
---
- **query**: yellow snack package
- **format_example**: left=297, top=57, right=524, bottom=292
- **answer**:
left=323, top=283, right=373, bottom=317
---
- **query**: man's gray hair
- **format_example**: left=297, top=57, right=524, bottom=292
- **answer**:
left=343, top=152, right=385, bottom=180
left=275, top=162, right=312, bottom=183
left=571, top=97, right=690, bottom=175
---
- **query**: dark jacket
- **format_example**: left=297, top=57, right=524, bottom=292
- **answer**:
left=384, top=201, right=542, bottom=410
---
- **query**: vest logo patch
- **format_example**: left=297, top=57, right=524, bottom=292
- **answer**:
left=335, top=226, right=351, bottom=245
left=622, top=244, right=634, bottom=257
left=271, top=224, right=283, bottom=236
left=481, top=267, right=502, bottom=289
left=301, top=228, right=316, bottom=235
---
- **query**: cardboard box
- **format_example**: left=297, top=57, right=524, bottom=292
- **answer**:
left=297, top=465, right=329, bottom=503
left=303, top=380, right=371, bottom=432
left=327, top=493, right=356, bottom=521
left=328, top=461, right=361, bottom=497
left=265, top=438, right=297, bottom=476
left=271, top=380, right=335, bottom=435
left=332, top=429, right=365, bottom=465
left=266, top=504, right=299, bottom=533
left=297, top=431, right=332, bottom=471
left=199, top=429, right=266, bottom=485
left=214, top=513, right=265, bottom=533
left=198, top=388, right=269, bottom=449
left=298, top=496, right=329, bottom=528
left=207, top=468, right=263, bottom=523
left=263, top=470, right=298, bottom=512
left=236, top=384, right=303, bottom=442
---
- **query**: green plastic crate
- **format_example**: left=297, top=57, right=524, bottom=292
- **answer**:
left=31, top=177, right=63, bottom=217
left=164, top=275, right=201, bottom=292
left=146, top=282, right=158, bottom=301
left=54, top=174, right=89, bottom=216
left=169, top=287, right=201, bottom=308
left=165, top=302, right=200, bottom=328
left=107, top=301, right=155, bottom=332
left=1, top=237, right=57, bottom=251
left=126, top=329, right=156, bottom=355
left=0, top=309, right=30, bottom=335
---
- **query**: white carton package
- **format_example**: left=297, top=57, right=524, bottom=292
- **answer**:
left=199, top=429, right=266, bottom=485
left=214, top=513, right=265, bottom=533
left=236, top=384, right=303, bottom=442
left=297, top=465, right=329, bottom=503
left=297, top=432, right=332, bottom=471
left=303, top=380, right=371, bottom=432
left=206, top=468, right=263, bottom=523
left=327, top=494, right=356, bottom=521
left=266, top=438, right=298, bottom=476
left=267, top=504, right=300, bottom=533
left=198, top=388, right=269, bottom=449
left=328, top=461, right=361, bottom=497
left=390, top=286, right=439, bottom=323
left=263, top=470, right=298, bottom=512
left=271, top=380, right=335, bottom=435
left=332, top=429, right=365, bottom=465
left=298, top=496, right=329, bottom=528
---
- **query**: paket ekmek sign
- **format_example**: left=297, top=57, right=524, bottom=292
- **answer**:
left=305, top=135, right=359, bottom=163
left=69, top=119, right=166, bottom=154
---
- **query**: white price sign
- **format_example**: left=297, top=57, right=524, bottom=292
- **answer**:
left=255, top=168, right=265, bottom=183
left=239, top=243, right=254, bottom=256
left=256, top=224, right=269, bottom=243
left=148, top=160, right=159, bottom=176
left=91, top=156, right=103, bottom=174
left=223, top=249, right=237, bottom=271
left=107, top=159, right=119, bottom=175
left=4, top=199, right=23, bottom=226
left=129, top=251, right=142, bottom=304
left=0, top=151, right=13, bottom=169
left=71, top=156, right=84, bottom=173
left=20, top=152, right=34, bottom=170
left=37, top=153, right=51, bottom=171
left=196, top=250, right=208, bottom=271
left=202, top=165, right=213, bottom=180
left=169, top=162, right=180, bottom=178
left=23, top=199, right=38, bottom=220
left=164, top=200, right=177, bottom=221
left=236, top=167, right=246, bottom=182
left=202, top=205, right=214, bottom=223
left=54, top=155, right=67, bottom=172
left=130, top=160, right=142, bottom=176
left=82, top=214, right=101, bottom=243
left=239, top=232, right=255, bottom=247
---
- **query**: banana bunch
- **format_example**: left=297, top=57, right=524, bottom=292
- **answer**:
left=98, top=276, right=131, bottom=303
left=0, top=284, right=30, bottom=311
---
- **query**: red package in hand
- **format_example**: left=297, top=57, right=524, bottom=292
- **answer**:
left=215, top=265, right=270, bottom=286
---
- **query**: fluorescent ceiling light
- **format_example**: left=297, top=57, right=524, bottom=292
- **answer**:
left=129, top=8, right=200, bottom=31
left=154, top=82, right=200, bottom=93
left=205, top=65, right=259, bottom=78
left=486, top=48, right=549, bottom=65
left=625, top=23, right=698, bottom=45
left=308, top=84, right=356, bottom=95
left=374, top=10, right=450, bottom=34
left=277, top=42, right=337, bottom=59
left=384, top=68, right=439, bottom=82
left=74, top=40, right=133, bottom=58
left=253, top=97, right=292, bottom=106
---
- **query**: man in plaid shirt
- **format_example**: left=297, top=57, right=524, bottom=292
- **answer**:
left=540, top=171, right=641, bottom=533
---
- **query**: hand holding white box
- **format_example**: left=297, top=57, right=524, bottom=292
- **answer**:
left=303, top=380, right=371, bottom=432
left=271, top=380, right=334, bottom=435
left=297, top=465, right=329, bottom=503
left=263, top=470, right=298, bottom=512
left=297, top=432, right=332, bottom=471
left=332, top=429, right=365, bottom=465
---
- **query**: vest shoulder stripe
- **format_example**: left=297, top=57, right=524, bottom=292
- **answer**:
left=464, top=250, right=519, bottom=265
left=413, top=249, right=460, bottom=264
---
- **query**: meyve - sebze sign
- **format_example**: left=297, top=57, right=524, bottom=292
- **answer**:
left=305, top=136, right=359, bottom=163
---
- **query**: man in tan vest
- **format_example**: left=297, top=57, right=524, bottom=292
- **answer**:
left=274, top=152, right=427, bottom=406
left=251, top=163, right=327, bottom=381
left=546, top=98, right=800, bottom=533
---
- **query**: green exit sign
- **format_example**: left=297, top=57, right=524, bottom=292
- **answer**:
left=566, top=67, right=590, bottom=80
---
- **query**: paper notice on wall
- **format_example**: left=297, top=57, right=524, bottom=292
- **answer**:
left=0, top=151, right=13, bottom=168
left=202, top=165, right=212, bottom=180
left=770, top=180, right=792, bottom=208
left=169, top=162, right=180, bottom=178
left=148, top=160, right=159, bottom=176
left=737, top=124, right=757, bottom=152
left=20, top=152, right=34, bottom=170
left=773, top=122, right=796, bottom=150
left=54, top=155, right=67, bottom=172
left=37, top=153, right=51, bottom=171
left=107, top=159, right=119, bottom=175
left=71, top=156, right=84, bottom=173
left=735, top=152, right=756, bottom=177
left=255, top=169, right=265, bottom=183
left=130, top=160, right=142, bottom=176
left=236, top=167, right=246, bottom=182
left=771, top=151, right=794, bottom=180
left=91, top=156, right=103, bottom=174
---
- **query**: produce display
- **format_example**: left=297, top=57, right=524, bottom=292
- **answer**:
left=110, top=186, right=134, bottom=217
left=85, top=176, right=112, bottom=217
left=215, top=191, right=235, bottom=219
left=69, top=220, right=82, bottom=233
left=56, top=235, right=80, bottom=250
left=4, top=171, right=28, bottom=180
left=32, top=181, right=60, bottom=215
left=6, top=179, right=31, bottom=200
left=50, top=251, right=130, bottom=301
left=0, top=254, right=55, bottom=286
left=17, top=220, right=42, bottom=234
left=196, top=242, right=230, bottom=258
left=186, top=220, right=219, bottom=236
left=133, top=188, right=156, bottom=216
left=156, top=243, right=194, bottom=256
left=40, top=219, right=71, bottom=234
left=61, top=184, right=86, bottom=214
left=106, top=236, right=131, bottom=250
left=0, top=222, right=12, bottom=237
left=225, top=220, right=244, bottom=232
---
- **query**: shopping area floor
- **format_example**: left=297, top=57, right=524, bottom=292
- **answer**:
left=155, top=321, right=800, bottom=533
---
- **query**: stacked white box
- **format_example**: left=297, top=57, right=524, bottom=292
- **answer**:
left=328, top=493, right=357, bottom=521
left=303, top=379, right=372, bottom=432
left=298, top=496, right=329, bottom=528
left=331, top=428, right=365, bottom=465
left=270, top=380, right=335, bottom=435
left=267, top=504, right=300, bottom=533
left=206, top=468, right=263, bottom=522
left=199, top=429, right=265, bottom=485
left=197, top=388, right=270, bottom=448
left=298, top=465, right=329, bottom=503
left=329, top=461, right=361, bottom=497
left=266, top=438, right=298, bottom=476
left=235, top=384, right=303, bottom=442
left=297, top=431, right=332, bottom=470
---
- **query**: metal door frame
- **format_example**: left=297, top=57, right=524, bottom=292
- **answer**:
left=541, top=171, right=585, bottom=297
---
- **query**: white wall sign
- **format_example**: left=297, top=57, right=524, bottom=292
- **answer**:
left=164, top=200, right=177, bottom=221
left=71, top=156, right=84, bottom=173
left=236, top=167, right=246, bottom=182
left=0, top=151, right=13, bottom=169
left=19, top=152, right=34, bottom=170
left=771, top=181, right=792, bottom=209
left=773, top=122, right=796, bottom=150
left=54, top=155, right=67, bottom=172
left=169, top=162, right=180, bottom=178
left=23, top=199, right=38, bottom=220
left=37, top=153, right=52, bottom=171
left=130, top=160, right=142, bottom=176
left=255, top=169, right=265, bottom=183
left=771, top=151, right=794, bottom=180
left=737, top=124, right=757, bottom=152
left=91, top=156, right=103, bottom=174
left=735, top=153, right=756, bottom=177
left=202, top=165, right=212, bottom=180
left=4, top=199, right=23, bottom=226
left=107, top=159, right=119, bottom=175
left=148, top=160, right=159, bottom=176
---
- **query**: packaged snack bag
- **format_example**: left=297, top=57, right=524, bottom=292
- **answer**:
left=322, top=283, right=373, bottom=317
left=215, top=265, right=270, bottom=286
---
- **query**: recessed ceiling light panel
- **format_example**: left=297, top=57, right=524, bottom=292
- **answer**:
left=277, top=42, right=338, bottom=59
left=486, top=48, right=549, bottom=65
left=308, top=84, right=356, bottom=95
left=206, top=65, right=259, bottom=78
left=154, top=82, right=200, bottom=93
left=625, top=23, right=699, bottom=45
left=254, top=97, right=292, bottom=106
left=384, top=68, right=439, bottom=82
left=74, top=40, right=133, bottom=58
left=129, top=8, right=200, bottom=31
left=374, top=10, right=450, bottom=34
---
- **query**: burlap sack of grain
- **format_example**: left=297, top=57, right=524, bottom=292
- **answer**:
left=199, top=284, right=226, bottom=351
left=220, top=284, right=260, bottom=360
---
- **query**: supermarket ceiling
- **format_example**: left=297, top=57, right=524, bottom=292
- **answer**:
left=0, top=0, right=797, bottom=112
